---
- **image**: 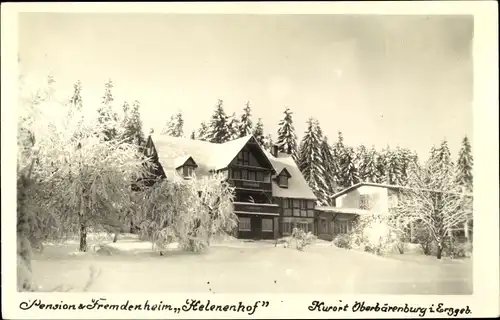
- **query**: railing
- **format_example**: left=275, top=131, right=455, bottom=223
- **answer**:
left=228, top=179, right=272, bottom=191
left=233, top=201, right=280, bottom=214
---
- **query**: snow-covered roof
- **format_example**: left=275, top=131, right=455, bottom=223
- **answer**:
left=278, top=167, right=292, bottom=178
left=315, top=206, right=373, bottom=216
left=148, top=134, right=217, bottom=179
left=148, top=134, right=317, bottom=200
left=331, top=182, right=473, bottom=199
left=172, top=155, right=198, bottom=169
left=263, top=150, right=317, bottom=200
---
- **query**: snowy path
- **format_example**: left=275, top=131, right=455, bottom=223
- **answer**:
left=32, top=235, right=472, bottom=294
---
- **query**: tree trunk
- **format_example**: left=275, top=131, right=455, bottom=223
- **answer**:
left=79, top=223, right=88, bottom=252
left=436, top=242, right=443, bottom=259
left=17, top=170, right=36, bottom=291
left=113, top=233, right=119, bottom=243
left=464, top=219, right=469, bottom=241
left=410, top=221, right=415, bottom=243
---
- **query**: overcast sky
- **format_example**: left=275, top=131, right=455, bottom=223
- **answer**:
left=18, top=13, right=473, bottom=159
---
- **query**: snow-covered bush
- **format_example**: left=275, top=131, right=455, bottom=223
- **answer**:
left=349, top=214, right=407, bottom=256
left=136, top=174, right=237, bottom=253
left=411, top=221, right=435, bottom=256
left=443, top=236, right=473, bottom=259
left=332, top=234, right=351, bottom=249
left=291, top=228, right=317, bottom=251
left=275, top=236, right=293, bottom=248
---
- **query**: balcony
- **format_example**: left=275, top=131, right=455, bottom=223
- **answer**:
left=233, top=201, right=280, bottom=216
left=228, top=179, right=272, bottom=191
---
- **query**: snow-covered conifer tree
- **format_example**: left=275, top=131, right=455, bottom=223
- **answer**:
left=253, top=118, right=265, bottom=145
left=356, top=145, right=368, bottom=181
left=197, top=121, right=209, bottom=141
left=386, top=147, right=403, bottom=185
left=455, top=136, right=473, bottom=192
left=359, top=145, right=379, bottom=183
left=339, top=146, right=360, bottom=188
left=208, top=99, right=231, bottom=143
left=377, top=147, right=390, bottom=184
left=96, top=79, right=120, bottom=141
left=263, top=134, right=274, bottom=152
left=228, top=112, right=240, bottom=140
left=238, top=101, right=253, bottom=137
left=332, top=131, right=346, bottom=190
left=276, top=107, right=298, bottom=162
left=320, top=136, right=337, bottom=201
left=298, top=118, right=329, bottom=205
left=161, top=112, right=184, bottom=137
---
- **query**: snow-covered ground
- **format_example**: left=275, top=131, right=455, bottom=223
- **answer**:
left=32, top=233, right=472, bottom=294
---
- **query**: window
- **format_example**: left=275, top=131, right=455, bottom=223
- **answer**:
left=263, top=172, right=271, bottom=183
left=262, top=219, right=273, bottom=232
left=282, top=222, right=292, bottom=234
left=232, top=169, right=241, bottom=179
left=237, top=151, right=250, bottom=166
left=307, top=209, right=315, bottom=217
left=241, top=169, right=248, bottom=180
left=300, top=200, right=307, bottom=217
left=296, top=222, right=310, bottom=233
left=292, top=199, right=300, bottom=216
left=360, top=195, right=372, bottom=210
left=319, top=218, right=328, bottom=234
left=283, top=199, right=292, bottom=216
left=256, top=172, right=263, bottom=181
left=334, top=221, right=351, bottom=235
left=179, top=166, right=195, bottom=179
left=307, top=201, right=315, bottom=209
left=283, top=199, right=290, bottom=208
left=278, top=175, right=288, bottom=188
left=239, top=217, right=251, bottom=231
left=300, top=200, right=307, bottom=209
left=248, top=171, right=256, bottom=181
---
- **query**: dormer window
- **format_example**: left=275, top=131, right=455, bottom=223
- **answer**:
left=174, top=156, right=198, bottom=180
left=277, top=168, right=291, bottom=188
left=278, top=175, right=288, bottom=188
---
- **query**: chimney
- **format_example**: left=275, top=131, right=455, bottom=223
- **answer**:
left=271, top=144, right=279, bottom=157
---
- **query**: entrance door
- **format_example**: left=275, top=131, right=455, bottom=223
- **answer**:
left=251, top=216, right=261, bottom=240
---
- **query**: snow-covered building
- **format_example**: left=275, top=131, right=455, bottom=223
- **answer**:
left=143, top=134, right=317, bottom=240
left=314, top=182, right=404, bottom=240
left=315, top=182, right=473, bottom=241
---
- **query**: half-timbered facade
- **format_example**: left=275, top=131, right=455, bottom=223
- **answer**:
left=142, top=134, right=317, bottom=240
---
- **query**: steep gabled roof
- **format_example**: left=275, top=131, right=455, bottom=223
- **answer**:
left=210, top=135, right=255, bottom=170
left=149, top=134, right=272, bottom=174
left=148, top=134, right=215, bottom=179
left=278, top=167, right=292, bottom=178
left=147, top=134, right=317, bottom=200
left=264, top=150, right=317, bottom=200
left=173, top=155, right=198, bottom=169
